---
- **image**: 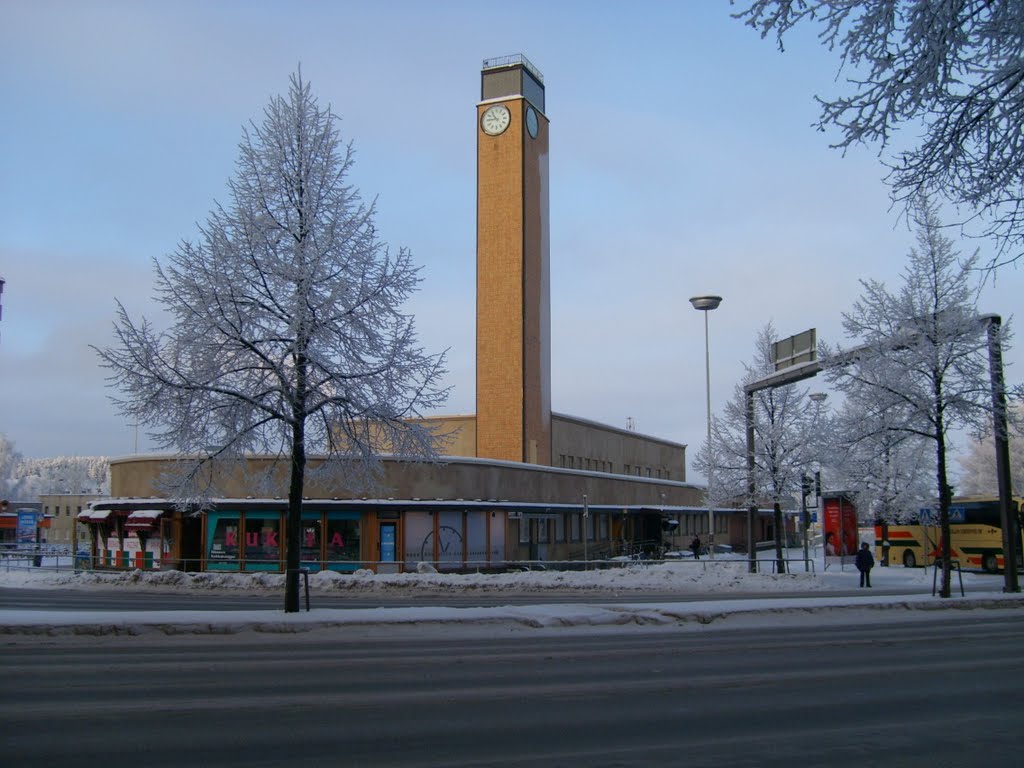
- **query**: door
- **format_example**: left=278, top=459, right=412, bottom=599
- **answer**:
left=379, top=522, right=398, bottom=574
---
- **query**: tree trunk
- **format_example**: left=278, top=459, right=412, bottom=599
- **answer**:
left=773, top=502, right=786, bottom=574
left=284, top=422, right=306, bottom=613
left=934, top=373, right=952, bottom=598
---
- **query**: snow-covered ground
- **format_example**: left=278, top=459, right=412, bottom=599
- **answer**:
left=2, top=553, right=1022, bottom=636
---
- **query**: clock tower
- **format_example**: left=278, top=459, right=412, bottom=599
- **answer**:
left=476, top=55, right=551, bottom=465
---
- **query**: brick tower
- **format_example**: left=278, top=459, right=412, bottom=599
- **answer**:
left=475, top=55, right=551, bottom=465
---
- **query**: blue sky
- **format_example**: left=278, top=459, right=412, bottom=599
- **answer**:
left=1, top=0, right=1019, bottom=476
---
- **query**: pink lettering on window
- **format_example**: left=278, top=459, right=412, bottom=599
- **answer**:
left=225, top=530, right=236, bottom=546
left=264, top=530, right=278, bottom=547
left=329, top=532, right=345, bottom=547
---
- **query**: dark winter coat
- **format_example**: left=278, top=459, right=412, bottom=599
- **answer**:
left=855, top=547, right=875, bottom=572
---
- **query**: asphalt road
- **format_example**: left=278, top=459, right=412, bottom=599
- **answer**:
left=2, top=611, right=1021, bottom=767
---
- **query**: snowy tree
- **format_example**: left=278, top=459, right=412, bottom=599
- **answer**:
left=958, top=402, right=1023, bottom=496
left=0, top=437, right=110, bottom=500
left=95, top=71, right=449, bottom=613
left=695, top=323, right=825, bottom=573
left=734, top=0, right=1024, bottom=268
left=826, top=397, right=933, bottom=525
left=0, top=434, right=23, bottom=499
left=821, top=200, right=1005, bottom=596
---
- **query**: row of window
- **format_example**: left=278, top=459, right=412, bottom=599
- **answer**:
left=43, top=505, right=83, bottom=517
left=557, top=455, right=671, bottom=479
left=518, top=511, right=728, bottom=544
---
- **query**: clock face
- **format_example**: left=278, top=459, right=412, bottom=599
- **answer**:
left=526, top=107, right=539, bottom=139
left=481, top=104, right=511, bottom=136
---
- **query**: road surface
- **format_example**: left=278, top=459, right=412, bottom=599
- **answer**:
left=2, top=609, right=1020, bottom=767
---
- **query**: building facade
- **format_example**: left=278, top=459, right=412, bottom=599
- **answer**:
left=82, top=55, right=724, bottom=573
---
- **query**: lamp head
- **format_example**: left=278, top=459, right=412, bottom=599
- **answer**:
left=689, top=295, right=722, bottom=312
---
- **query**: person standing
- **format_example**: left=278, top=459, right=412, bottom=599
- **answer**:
left=689, top=536, right=701, bottom=560
left=855, top=541, right=875, bottom=588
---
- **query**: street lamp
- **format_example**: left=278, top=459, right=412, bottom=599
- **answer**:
left=804, top=392, right=828, bottom=569
left=690, top=295, right=722, bottom=558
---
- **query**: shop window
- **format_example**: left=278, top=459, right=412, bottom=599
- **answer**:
left=437, top=510, right=464, bottom=568
left=555, top=514, right=566, bottom=542
left=325, top=517, right=360, bottom=566
left=404, top=512, right=435, bottom=566
left=300, top=517, right=321, bottom=566
left=207, top=515, right=241, bottom=567
left=598, top=514, right=609, bottom=541
left=244, top=515, right=281, bottom=569
left=518, top=517, right=530, bottom=545
left=466, top=511, right=487, bottom=565
left=537, top=519, right=549, bottom=543
left=570, top=513, right=581, bottom=542
left=586, top=514, right=595, bottom=541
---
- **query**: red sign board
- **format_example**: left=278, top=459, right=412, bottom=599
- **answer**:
left=822, top=495, right=858, bottom=557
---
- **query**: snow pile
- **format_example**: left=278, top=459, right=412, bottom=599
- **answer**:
left=3, top=554, right=1021, bottom=638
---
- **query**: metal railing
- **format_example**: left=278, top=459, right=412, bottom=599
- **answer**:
left=1, top=551, right=817, bottom=576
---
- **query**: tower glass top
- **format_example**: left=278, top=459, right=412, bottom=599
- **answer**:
left=481, top=53, right=545, bottom=114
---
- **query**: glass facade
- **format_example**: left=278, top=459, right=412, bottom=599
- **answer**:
left=206, top=510, right=360, bottom=572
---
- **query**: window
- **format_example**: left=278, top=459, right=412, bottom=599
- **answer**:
left=208, top=515, right=241, bottom=565
left=586, top=514, right=595, bottom=541
left=518, top=519, right=530, bottom=544
left=244, top=515, right=281, bottom=567
left=570, top=513, right=581, bottom=542
left=598, top=514, right=609, bottom=540
left=325, top=516, right=360, bottom=564
left=556, top=514, right=566, bottom=542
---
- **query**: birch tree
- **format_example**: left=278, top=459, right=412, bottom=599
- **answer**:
left=734, top=0, right=1024, bottom=268
left=95, top=71, right=448, bottom=613
left=695, top=323, right=825, bottom=573
left=822, top=200, right=1002, bottom=596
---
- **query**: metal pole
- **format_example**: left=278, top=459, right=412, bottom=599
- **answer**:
left=983, top=315, right=1019, bottom=592
left=746, top=390, right=757, bottom=574
left=703, top=309, right=715, bottom=559
left=582, top=494, right=589, bottom=570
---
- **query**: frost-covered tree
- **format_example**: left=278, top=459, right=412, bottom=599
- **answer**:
left=0, top=435, right=109, bottom=500
left=0, top=434, right=23, bottom=499
left=958, top=402, right=1023, bottom=496
left=827, top=399, right=933, bottom=525
left=15, top=456, right=110, bottom=497
left=822, top=201, right=1004, bottom=596
left=695, top=323, right=825, bottom=573
left=734, top=0, right=1024, bottom=268
left=95, top=71, right=449, bottom=613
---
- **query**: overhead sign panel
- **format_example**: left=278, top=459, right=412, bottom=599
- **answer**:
left=771, top=329, right=816, bottom=371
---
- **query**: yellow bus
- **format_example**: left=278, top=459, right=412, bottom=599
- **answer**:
left=875, top=496, right=1023, bottom=572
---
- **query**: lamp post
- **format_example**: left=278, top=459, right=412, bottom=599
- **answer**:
left=806, top=392, right=828, bottom=570
left=690, top=295, right=722, bottom=558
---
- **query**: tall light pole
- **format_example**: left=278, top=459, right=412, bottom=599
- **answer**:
left=806, top=392, right=828, bottom=570
left=690, top=295, right=722, bottom=558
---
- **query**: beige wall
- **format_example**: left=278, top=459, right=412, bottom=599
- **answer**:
left=108, top=454, right=701, bottom=510
left=39, top=493, right=100, bottom=547
left=419, top=411, right=686, bottom=482
left=551, top=414, right=686, bottom=482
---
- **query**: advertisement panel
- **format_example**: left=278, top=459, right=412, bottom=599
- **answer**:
left=16, top=510, right=39, bottom=545
left=822, top=495, right=858, bottom=558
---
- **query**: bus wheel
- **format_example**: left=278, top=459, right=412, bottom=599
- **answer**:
left=903, top=550, right=917, bottom=568
left=982, top=553, right=998, bottom=573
